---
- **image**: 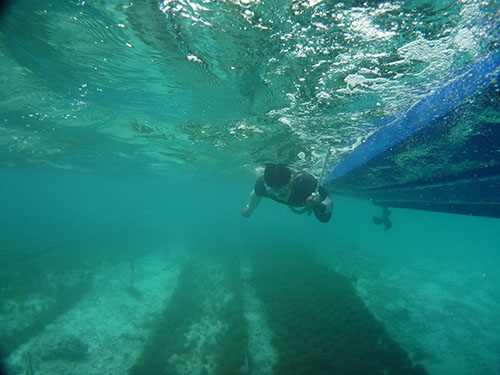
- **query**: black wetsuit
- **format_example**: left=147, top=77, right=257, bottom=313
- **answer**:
left=254, top=173, right=332, bottom=223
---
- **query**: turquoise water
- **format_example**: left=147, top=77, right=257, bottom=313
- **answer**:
left=1, top=1, right=500, bottom=374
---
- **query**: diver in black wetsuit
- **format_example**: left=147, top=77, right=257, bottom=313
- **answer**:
left=373, top=206, right=392, bottom=231
left=241, top=163, right=333, bottom=223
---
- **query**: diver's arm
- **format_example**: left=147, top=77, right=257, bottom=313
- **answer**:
left=320, top=194, right=333, bottom=214
left=313, top=195, right=333, bottom=223
left=242, top=189, right=261, bottom=217
left=306, top=193, right=333, bottom=223
left=306, top=190, right=333, bottom=214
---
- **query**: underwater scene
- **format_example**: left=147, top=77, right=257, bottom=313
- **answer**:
left=1, top=0, right=500, bottom=374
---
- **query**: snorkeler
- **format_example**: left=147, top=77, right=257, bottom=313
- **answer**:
left=373, top=206, right=392, bottom=231
left=241, top=163, right=333, bottom=223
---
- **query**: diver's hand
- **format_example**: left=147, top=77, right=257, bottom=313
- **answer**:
left=241, top=207, right=252, bottom=218
left=306, top=195, right=324, bottom=212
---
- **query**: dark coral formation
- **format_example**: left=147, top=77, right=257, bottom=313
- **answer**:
left=248, top=243, right=427, bottom=375
left=129, top=247, right=247, bottom=375
left=41, top=334, right=89, bottom=362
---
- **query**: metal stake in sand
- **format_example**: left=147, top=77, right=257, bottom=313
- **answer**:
left=24, top=351, right=34, bottom=375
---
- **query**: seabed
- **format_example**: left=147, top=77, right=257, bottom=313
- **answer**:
left=2, top=240, right=499, bottom=375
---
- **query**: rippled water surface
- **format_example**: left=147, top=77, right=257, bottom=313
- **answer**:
left=1, top=0, right=498, bottom=176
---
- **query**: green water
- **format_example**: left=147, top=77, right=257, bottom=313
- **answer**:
left=1, top=1, right=500, bottom=374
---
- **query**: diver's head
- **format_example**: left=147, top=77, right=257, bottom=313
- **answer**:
left=264, top=163, right=291, bottom=188
left=264, top=164, right=292, bottom=198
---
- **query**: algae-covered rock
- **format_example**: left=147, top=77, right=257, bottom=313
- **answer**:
left=41, top=335, right=88, bottom=362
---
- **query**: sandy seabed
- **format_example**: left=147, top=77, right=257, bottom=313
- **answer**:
left=320, top=247, right=500, bottom=375
left=6, top=249, right=185, bottom=375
